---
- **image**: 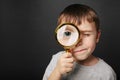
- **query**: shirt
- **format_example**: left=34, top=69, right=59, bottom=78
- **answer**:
left=42, top=51, right=117, bottom=80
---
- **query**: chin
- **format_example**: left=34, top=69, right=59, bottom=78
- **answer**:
left=75, top=55, right=89, bottom=61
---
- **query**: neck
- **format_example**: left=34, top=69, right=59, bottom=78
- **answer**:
left=77, top=55, right=99, bottom=66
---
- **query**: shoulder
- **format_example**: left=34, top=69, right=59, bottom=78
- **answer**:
left=47, top=51, right=65, bottom=67
left=42, top=51, right=65, bottom=80
left=96, top=58, right=117, bottom=80
left=98, top=58, right=115, bottom=72
left=52, top=51, right=65, bottom=58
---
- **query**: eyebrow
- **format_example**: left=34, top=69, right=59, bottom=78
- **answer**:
left=80, top=30, right=93, bottom=33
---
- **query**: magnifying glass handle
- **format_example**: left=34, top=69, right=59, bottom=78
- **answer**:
left=66, top=49, right=70, bottom=54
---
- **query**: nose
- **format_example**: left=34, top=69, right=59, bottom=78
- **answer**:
left=76, top=35, right=83, bottom=47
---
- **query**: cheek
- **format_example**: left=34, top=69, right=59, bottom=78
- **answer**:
left=83, top=37, right=96, bottom=49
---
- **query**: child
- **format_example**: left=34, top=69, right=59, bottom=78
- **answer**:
left=42, top=4, right=117, bottom=80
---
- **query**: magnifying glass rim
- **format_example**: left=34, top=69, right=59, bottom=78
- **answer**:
left=55, top=23, right=80, bottom=50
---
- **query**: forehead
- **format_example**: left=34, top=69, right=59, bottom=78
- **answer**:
left=78, top=20, right=96, bottom=32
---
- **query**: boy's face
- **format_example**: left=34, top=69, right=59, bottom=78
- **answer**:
left=61, top=20, right=101, bottom=61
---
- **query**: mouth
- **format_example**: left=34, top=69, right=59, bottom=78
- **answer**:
left=73, top=48, right=87, bottom=54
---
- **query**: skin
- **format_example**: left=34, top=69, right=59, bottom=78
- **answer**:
left=48, top=20, right=101, bottom=80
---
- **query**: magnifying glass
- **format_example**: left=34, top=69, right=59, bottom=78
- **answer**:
left=55, top=23, right=80, bottom=53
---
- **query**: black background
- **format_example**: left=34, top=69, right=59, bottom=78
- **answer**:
left=0, top=0, right=120, bottom=80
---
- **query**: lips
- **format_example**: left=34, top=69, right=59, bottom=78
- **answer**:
left=73, top=48, right=87, bottom=54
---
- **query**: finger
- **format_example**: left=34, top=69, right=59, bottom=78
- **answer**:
left=65, top=57, right=75, bottom=63
left=65, top=63, right=74, bottom=68
left=65, top=67, right=73, bottom=73
left=65, top=52, right=72, bottom=58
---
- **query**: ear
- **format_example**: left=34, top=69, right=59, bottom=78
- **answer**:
left=96, top=30, right=101, bottom=43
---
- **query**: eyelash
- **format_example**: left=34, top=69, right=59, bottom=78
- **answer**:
left=83, top=34, right=90, bottom=36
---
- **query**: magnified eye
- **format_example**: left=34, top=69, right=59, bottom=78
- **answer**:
left=64, top=31, right=71, bottom=36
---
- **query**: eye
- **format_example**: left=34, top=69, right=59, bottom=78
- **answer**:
left=64, top=31, right=71, bottom=36
left=84, top=34, right=90, bottom=36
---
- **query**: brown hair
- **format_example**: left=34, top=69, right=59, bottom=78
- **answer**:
left=57, top=4, right=100, bottom=32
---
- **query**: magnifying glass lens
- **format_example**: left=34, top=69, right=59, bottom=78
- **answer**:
left=56, top=23, right=80, bottom=49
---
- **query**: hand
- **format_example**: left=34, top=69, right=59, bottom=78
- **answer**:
left=55, top=52, right=75, bottom=75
